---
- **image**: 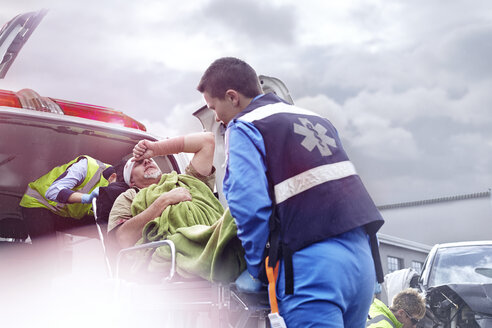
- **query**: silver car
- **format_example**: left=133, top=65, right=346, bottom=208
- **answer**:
left=418, top=241, right=492, bottom=328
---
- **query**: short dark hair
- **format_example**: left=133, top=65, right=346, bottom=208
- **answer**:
left=197, top=57, right=262, bottom=99
left=113, top=160, right=126, bottom=183
left=102, top=161, right=126, bottom=183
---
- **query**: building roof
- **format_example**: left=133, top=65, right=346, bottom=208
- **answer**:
left=376, top=189, right=492, bottom=246
left=377, top=190, right=491, bottom=210
left=378, top=233, right=433, bottom=253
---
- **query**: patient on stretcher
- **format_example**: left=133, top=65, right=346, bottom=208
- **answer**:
left=104, top=132, right=246, bottom=282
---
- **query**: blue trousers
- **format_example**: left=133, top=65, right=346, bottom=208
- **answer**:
left=276, top=227, right=375, bottom=327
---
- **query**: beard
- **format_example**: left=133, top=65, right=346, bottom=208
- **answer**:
left=143, top=168, right=162, bottom=179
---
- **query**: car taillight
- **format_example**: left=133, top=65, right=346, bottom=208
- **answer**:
left=0, top=89, right=21, bottom=108
left=52, top=98, right=147, bottom=131
left=0, top=88, right=147, bottom=131
left=16, top=88, right=63, bottom=113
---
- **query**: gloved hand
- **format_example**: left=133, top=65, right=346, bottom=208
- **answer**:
left=234, top=270, right=263, bottom=293
left=81, top=187, right=99, bottom=204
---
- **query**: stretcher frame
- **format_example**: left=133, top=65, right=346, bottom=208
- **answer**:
left=92, top=198, right=270, bottom=328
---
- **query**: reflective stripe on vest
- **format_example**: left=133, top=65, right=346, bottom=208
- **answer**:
left=240, top=101, right=316, bottom=122
left=240, top=101, right=359, bottom=204
left=274, top=160, right=356, bottom=204
left=366, top=314, right=396, bottom=327
left=80, top=159, right=107, bottom=193
left=25, top=186, right=65, bottom=214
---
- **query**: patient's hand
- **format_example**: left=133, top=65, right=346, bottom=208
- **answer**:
left=133, top=139, right=155, bottom=160
left=161, top=187, right=192, bottom=205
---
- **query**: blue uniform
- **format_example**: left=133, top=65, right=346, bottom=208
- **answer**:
left=224, top=94, right=381, bottom=327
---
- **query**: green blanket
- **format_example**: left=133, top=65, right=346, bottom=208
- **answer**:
left=129, top=171, right=246, bottom=282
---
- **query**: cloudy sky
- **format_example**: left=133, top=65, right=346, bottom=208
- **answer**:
left=2, top=0, right=492, bottom=206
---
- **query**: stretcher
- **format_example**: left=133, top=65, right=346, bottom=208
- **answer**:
left=92, top=198, right=271, bottom=328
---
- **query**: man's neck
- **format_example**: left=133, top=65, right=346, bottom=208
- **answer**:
left=136, top=177, right=161, bottom=189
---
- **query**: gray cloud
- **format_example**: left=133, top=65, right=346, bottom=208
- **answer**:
left=437, top=23, right=492, bottom=80
left=199, top=0, right=297, bottom=44
left=2, top=0, right=492, bottom=208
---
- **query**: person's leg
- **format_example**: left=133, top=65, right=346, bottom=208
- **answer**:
left=280, top=298, right=344, bottom=327
left=54, top=214, right=98, bottom=238
left=20, top=207, right=61, bottom=280
left=340, top=228, right=376, bottom=327
left=276, top=227, right=375, bottom=327
left=22, top=207, right=57, bottom=242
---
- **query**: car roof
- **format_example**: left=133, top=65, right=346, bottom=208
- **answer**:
left=434, top=240, right=492, bottom=249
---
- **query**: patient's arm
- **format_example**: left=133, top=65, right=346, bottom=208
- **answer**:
left=133, top=132, right=215, bottom=176
left=114, top=187, right=191, bottom=249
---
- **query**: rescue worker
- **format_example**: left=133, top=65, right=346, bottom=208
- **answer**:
left=367, top=288, right=426, bottom=328
left=19, top=155, right=114, bottom=242
left=197, top=57, right=385, bottom=327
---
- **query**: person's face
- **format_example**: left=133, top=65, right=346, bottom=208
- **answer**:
left=130, top=158, right=162, bottom=188
left=203, top=91, right=236, bottom=125
left=398, top=309, right=420, bottom=328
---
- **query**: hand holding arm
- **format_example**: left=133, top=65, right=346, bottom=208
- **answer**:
left=115, top=187, right=191, bottom=248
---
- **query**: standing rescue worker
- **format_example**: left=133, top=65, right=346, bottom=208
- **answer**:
left=197, top=57, right=385, bottom=327
left=20, top=155, right=114, bottom=242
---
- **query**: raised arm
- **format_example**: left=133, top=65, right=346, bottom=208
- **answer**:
left=133, top=132, right=215, bottom=176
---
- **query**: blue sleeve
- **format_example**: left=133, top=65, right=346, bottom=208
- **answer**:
left=224, top=121, right=272, bottom=277
left=45, top=158, right=88, bottom=203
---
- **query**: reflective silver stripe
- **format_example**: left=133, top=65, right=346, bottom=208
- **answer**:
left=79, top=160, right=107, bottom=193
left=366, top=314, right=396, bottom=327
left=240, top=102, right=319, bottom=122
left=25, top=186, right=65, bottom=213
left=274, top=161, right=357, bottom=204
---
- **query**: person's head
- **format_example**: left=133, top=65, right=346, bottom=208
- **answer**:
left=102, top=160, right=127, bottom=184
left=390, top=288, right=426, bottom=328
left=123, top=157, right=162, bottom=188
left=102, top=166, right=117, bottom=184
left=197, top=57, right=262, bottom=125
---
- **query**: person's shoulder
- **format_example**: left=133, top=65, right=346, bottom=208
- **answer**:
left=115, top=187, right=137, bottom=202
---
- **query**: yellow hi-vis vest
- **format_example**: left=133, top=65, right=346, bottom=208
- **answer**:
left=19, top=155, right=110, bottom=219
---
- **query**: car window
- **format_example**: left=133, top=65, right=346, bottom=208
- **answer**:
left=428, top=245, right=492, bottom=286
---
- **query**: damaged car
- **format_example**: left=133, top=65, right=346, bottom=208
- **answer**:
left=418, top=241, right=492, bottom=328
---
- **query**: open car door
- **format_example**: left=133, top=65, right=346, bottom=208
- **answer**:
left=0, top=9, right=47, bottom=78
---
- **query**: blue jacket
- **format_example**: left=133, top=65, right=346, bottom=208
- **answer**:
left=224, top=93, right=383, bottom=277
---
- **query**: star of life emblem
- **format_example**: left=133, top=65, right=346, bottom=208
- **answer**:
left=293, top=117, right=336, bottom=156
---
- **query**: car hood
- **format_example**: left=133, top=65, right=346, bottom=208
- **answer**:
left=0, top=9, right=47, bottom=78
left=428, top=283, right=492, bottom=315
left=447, top=283, right=492, bottom=315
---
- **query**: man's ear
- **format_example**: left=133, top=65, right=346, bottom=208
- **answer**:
left=108, top=173, right=117, bottom=184
left=225, top=89, right=239, bottom=106
left=394, top=309, right=405, bottom=322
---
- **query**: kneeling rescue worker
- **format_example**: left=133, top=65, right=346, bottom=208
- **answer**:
left=20, top=155, right=114, bottom=242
